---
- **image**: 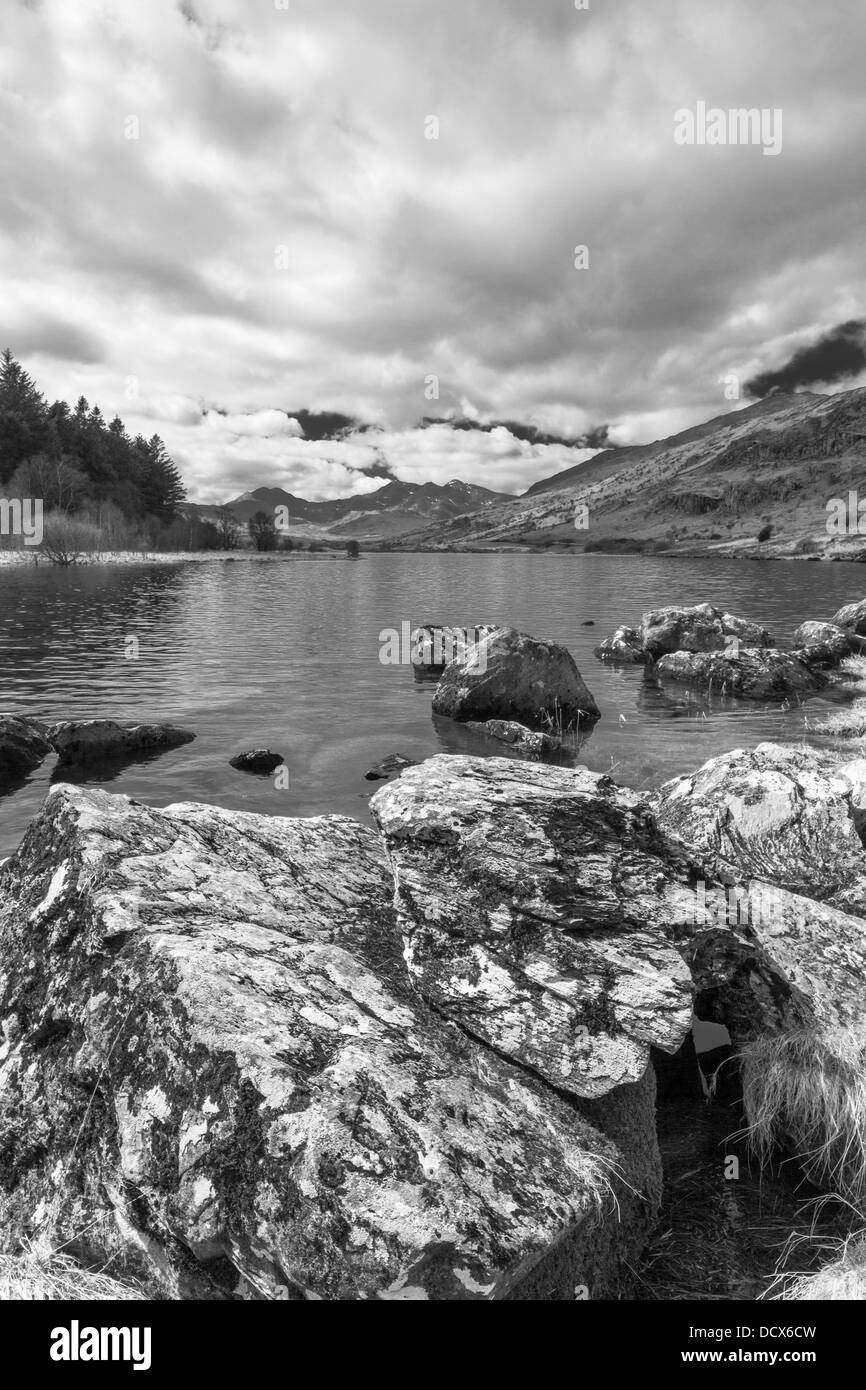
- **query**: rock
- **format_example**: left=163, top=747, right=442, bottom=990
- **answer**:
left=371, top=756, right=694, bottom=1099
left=47, top=720, right=195, bottom=764
left=652, top=742, right=866, bottom=917
left=229, top=750, right=285, bottom=774
left=411, top=625, right=497, bottom=675
left=654, top=648, right=827, bottom=700
left=650, top=745, right=866, bottom=1047
left=465, top=720, right=560, bottom=756
left=0, top=783, right=654, bottom=1301
left=0, top=715, right=52, bottom=788
left=832, top=598, right=866, bottom=635
left=582, top=621, right=596, bottom=628
left=432, top=628, right=600, bottom=732
left=675, top=880, right=866, bottom=1045
left=793, top=621, right=852, bottom=657
left=593, top=627, right=650, bottom=664
left=640, top=603, right=773, bottom=660
left=363, top=754, right=417, bottom=782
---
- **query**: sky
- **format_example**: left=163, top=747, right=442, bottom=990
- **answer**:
left=2, top=0, right=866, bottom=503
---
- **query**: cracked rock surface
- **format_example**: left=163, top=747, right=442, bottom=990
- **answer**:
left=372, top=756, right=694, bottom=1099
left=0, top=783, right=641, bottom=1301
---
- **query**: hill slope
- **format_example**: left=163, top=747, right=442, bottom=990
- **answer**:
left=386, top=389, right=866, bottom=558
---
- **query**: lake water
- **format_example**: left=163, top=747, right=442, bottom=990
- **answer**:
left=1, top=552, right=864, bottom=858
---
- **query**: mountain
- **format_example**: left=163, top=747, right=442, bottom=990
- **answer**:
left=218, top=478, right=510, bottom=540
left=383, top=388, right=866, bottom=557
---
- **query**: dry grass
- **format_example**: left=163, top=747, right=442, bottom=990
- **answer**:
left=813, top=697, right=866, bottom=738
left=740, top=1029, right=866, bottom=1205
left=836, top=655, right=866, bottom=694
left=0, top=1240, right=147, bottom=1300
left=773, top=1233, right=866, bottom=1300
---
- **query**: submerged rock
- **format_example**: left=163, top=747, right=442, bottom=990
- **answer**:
left=465, top=719, right=560, bottom=756
left=654, top=648, right=826, bottom=700
left=0, top=783, right=655, bottom=1301
left=229, top=750, right=285, bottom=774
left=0, top=715, right=52, bottom=788
left=47, top=720, right=195, bottom=764
left=432, top=627, right=600, bottom=732
left=363, top=753, right=417, bottom=782
left=372, top=755, right=694, bottom=1099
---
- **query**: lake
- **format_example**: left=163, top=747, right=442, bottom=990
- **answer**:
left=1, top=552, right=864, bottom=858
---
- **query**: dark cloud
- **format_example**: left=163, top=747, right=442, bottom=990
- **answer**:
left=420, top=416, right=610, bottom=450
left=10, top=318, right=105, bottom=364
left=745, top=320, right=866, bottom=397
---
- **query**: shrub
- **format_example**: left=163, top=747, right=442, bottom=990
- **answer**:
left=39, top=512, right=102, bottom=565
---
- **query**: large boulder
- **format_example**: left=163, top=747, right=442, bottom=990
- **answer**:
left=640, top=604, right=773, bottom=660
left=432, top=628, right=600, bottom=732
left=652, top=743, right=866, bottom=917
left=654, top=648, right=826, bottom=700
left=651, top=745, right=866, bottom=1050
left=0, top=715, right=52, bottom=789
left=47, top=720, right=195, bottom=764
left=0, top=784, right=659, bottom=1301
left=372, top=756, right=694, bottom=1099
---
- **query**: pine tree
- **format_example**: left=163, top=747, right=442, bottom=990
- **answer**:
left=0, top=348, right=50, bottom=483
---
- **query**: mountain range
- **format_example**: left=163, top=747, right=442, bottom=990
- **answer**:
left=195, top=387, right=866, bottom=554
left=204, top=478, right=511, bottom=540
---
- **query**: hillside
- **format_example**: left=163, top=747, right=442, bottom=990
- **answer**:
left=384, top=389, right=866, bottom=558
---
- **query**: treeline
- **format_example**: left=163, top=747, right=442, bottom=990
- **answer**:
left=0, top=349, right=195, bottom=551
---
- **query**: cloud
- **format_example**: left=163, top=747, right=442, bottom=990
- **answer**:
left=745, top=320, right=866, bottom=397
left=0, top=0, right=864, bottom=499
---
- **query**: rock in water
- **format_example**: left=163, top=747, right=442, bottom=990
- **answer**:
left=793, top=620, right=852, bottom=659
left=593, top=626, right=650, bottom=664
left=363, top=753, right=417, bottom=782
left=832, top=598, right=866, bottom=635
left=0, top=783, right=657, bottom=1301
left=640, top=604, right=773, bottom=660
left=47, top=720, right=195, bottom=764
left=229, top=750, right=285, bottom=774
left=0, top=714, right=52, bottom=788
left=465, top=719, right=560, bottom=756
left=432, top=627, right=600, bottom=732
left=372, top=756, right=694, bottom=1098
left=410, top=624, right=497, bottom=676
left=654, top=648, right=826, bottom=700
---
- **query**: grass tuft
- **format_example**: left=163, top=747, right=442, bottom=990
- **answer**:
left=0, top=1239, right=146, bottom=1301
left=813, top=696, right=866, bottom=738
left=769, top=1228, right=866, bottom=1300
left=740, top=1029, right=866, bottom=1205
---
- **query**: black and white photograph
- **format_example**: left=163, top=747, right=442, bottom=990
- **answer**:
left=1, top=0, right=865, bottom=1354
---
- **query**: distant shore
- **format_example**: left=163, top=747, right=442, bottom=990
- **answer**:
left=0, top=548, right=353, bottom=567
